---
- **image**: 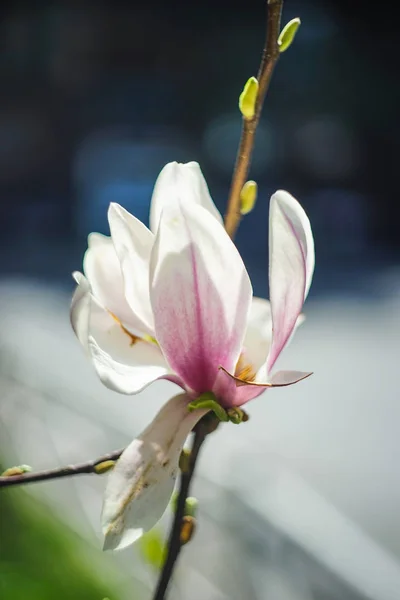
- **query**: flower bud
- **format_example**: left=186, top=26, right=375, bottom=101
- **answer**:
left=94, top=460, right=116, bottom=475
left=240, top=180, right=258, bottom=215
left=184, top=496, right=198, bottom=517
left=178, top=448, right=191, bottom=473
left=1, top=464, right=32, bottom=477
left=227, top=407, right=249, bottom=424
left=239, top=76, right=259, bottom=120
left=171, top=493, right=198, bottom=517
left=180, top=515, right=196, bottom=545
left=278, top=18, right=301, bottom=53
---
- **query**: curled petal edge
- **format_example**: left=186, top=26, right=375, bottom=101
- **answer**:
left=219, top=366, right=313, bottom=388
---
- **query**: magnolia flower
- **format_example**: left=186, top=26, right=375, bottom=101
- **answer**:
left=70, top=161, right=314, bottom=550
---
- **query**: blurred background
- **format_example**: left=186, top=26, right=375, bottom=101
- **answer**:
left=0, top=0, right=399, bottom=598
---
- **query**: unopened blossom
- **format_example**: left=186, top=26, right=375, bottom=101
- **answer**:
left=70, top=161, right=314, bottom=550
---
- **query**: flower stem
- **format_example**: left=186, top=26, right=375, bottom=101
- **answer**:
left=0, top=448, right=123, bottom=488
left=152, top=419, right=209, bottom=600
left=224, top=0, right=283, bottom=239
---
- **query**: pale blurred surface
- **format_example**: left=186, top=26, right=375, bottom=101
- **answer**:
left=1, top=274, right=400, bottom=599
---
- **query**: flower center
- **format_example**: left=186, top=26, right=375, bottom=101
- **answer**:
left=110, top=312, right=157, bottom=347
left=234, top=353, right=256, bottom=382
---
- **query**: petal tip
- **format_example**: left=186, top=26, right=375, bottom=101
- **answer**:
left=107, top=202, right=122, bottom=218
left=269, top=370, right=313, bottom=387
left=72, top=270, right=84, bottom=284
left=102, top=526, right=144, bottom=552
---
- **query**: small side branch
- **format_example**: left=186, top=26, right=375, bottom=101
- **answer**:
left=0, top=448, right=124, bottom=488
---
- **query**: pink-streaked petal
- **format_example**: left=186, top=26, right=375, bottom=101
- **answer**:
left=274, top=191, right=314, bottom=298
left=215, top=367, right=313, bottom=407
left=102, top=394, right=208, bottom=551
left=149, top=161, right=223, bottom=234
left=150, top=202, right=252, bottom=394
left=212, top=367, right=265, bottom=407
left=70, top=273, right=174, bottom=395
left=266, top=191, right=314, bottom=373
left=108, top=203, right=155, bottom=335
left=255, top=313, right=306, bottom=382
left=83, top=232, right=145, bottom=334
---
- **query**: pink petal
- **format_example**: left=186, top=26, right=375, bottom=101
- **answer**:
left=108, top=203, right=155, bottom=335
left=215, top=367, right=313, bottom=407
left=150, top=202, right=252, bottom=395
left=266, top=191, right=314, bottom=373
left=149, top=162, right=223, bottom=233
left=102, top=393, right=208, bottom=551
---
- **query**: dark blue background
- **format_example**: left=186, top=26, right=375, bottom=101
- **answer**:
left=0, top=0, right=397, bottom=298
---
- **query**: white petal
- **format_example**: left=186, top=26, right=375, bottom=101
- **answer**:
left=108, top=203, right=154, bottom=335
left=242, top=296, right=272, bottom=374
left=149, top=161, right=223, bottom=233
left=70, top=271, right=91, bottom=351
left=273, top=190, right=314, bottom=298
left=102, top=394, right=208, bottom=551
left=88, top=336, right=175, bottom=395
left=70, top=273, right=171, bottom=394
left=83, top=232, right=145, bottom=334
left=266, top=191, right=314, bottom=373
left=150, top=201, right=252, bottom=395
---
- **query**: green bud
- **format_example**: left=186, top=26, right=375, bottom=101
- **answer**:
left=171, top=493, right=198, bottom=517
left=178, top=448, right=191, bottom=473
left=239, top=76, right=259, bottom=120
left=226, top=407, right=244, bottom=424
left=227, top=407, right=249, bottom=424
left=188, top=392, right=229, bottom=422
left=94, top=460, right=115, bottom=475
left=278, top=18, right=301, bottom=53
left=184, top=496, right=198, bottom=517
left=240, top=180, right=258, bottom=215
left=1, top=464, right=32, bottom=477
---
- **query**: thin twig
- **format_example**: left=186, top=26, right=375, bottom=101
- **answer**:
left=153, top=420, right=209, bottom=600
left=0, top=448, right=123, bottom=488
left=224, top=0, right=283, bottom=239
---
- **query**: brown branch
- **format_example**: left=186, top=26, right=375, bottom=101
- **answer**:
left=224, top=0, right=284, bottom=239
left=152, top=418, right=210, bottom=600
left=0, top=448, right=123, bottom=488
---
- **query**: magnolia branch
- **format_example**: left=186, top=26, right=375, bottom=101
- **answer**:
left=224, top=0, right=283, bottom=239
left=153, top=419, right=210, bottom=600
left=0, top=448, right=123, bottom=488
